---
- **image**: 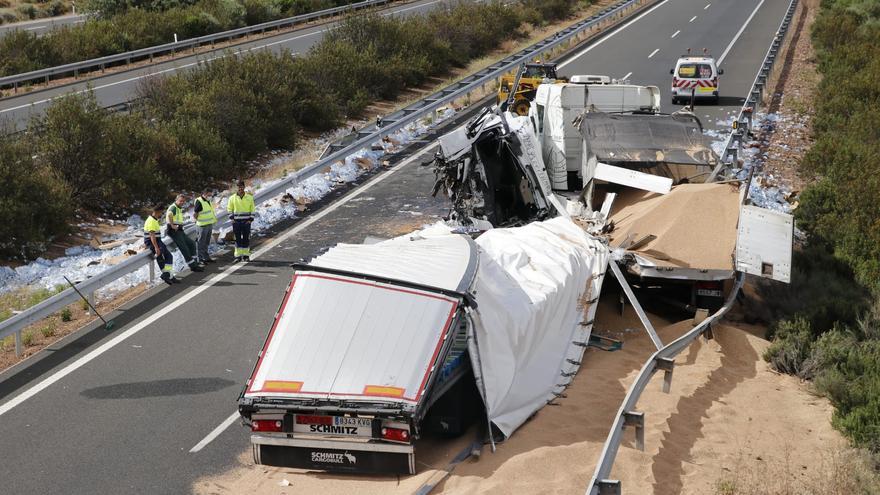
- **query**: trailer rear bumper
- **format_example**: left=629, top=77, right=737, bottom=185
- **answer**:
left=251, top=434, right=416, bottom=474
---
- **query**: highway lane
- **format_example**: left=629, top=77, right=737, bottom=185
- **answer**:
left=0, top=13, right=86, bottom=37
left=0, top=0, right=793, bottom=492
left=0, top=0, right=455, bottom=131
left=560, top=0, right=791, bottom=133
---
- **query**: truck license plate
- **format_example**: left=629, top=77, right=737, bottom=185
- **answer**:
left=294, top=415, right=372, bottom=437
left=696, top=289, right=723, bottom=297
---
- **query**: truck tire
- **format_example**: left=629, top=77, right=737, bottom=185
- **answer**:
left=513, top=100, right=531, bottom=116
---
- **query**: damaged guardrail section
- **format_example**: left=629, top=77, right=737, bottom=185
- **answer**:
left=586, top=273, right=745, bottom=495
left=0, top=0, right=394, bottom=93
left=0, top=0, right=647, bottom=356
left=708, top=0, right=799, bottom=182
left=587, top=0, right=799, bottom=492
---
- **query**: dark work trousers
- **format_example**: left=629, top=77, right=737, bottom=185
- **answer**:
left=167, top=227, right=197, bottom=265
left=196, top=224, right=213, bottom=262
left=232, top=220, right=251, bottom=257
left=145, top=239, right=174, bottom=276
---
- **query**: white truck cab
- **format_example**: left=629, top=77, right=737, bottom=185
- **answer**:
left=670, top=54, right=723, bottom=104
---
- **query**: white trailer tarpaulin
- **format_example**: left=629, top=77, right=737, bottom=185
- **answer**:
left=469, top=217, right=610, bottom=437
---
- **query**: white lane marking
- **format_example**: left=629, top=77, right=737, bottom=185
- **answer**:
left=648, top=48, right=659, bottom=58
left=186, top=144, right=438, bottom=451
left=671, top=29, right=680, bottom=38
left=0, top=136, right=437, bottom=418
left=704, top=3, right=711, bottom=9
left=24, top=26, right=46, bottom=31
left=620, top=71, right=632, bottom=80
left=689, top=15, right=697, bottom=22
left=559, top=0, right=670, bottom=69
left=0, top=0, right=442, bottom=116
left=718, top=0, right=765, bottom=64
left=190, top=411, right=239, bottom=453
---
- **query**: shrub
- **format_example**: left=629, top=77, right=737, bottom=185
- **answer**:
left=0, top=135, right=73, bottom=259
left=41, top=322, right=57, bottom=337
left=21, top=330, right=34, bottom=346
left=60, top=307, right=72, bottom=322
left=763, top=317, right=815, bottom=377
left=17, top=3, right=37, bottom=19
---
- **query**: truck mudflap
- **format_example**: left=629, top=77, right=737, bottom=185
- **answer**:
left=252, top=435, right=415, bottom=475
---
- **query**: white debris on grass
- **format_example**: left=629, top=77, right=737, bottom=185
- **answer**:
left=0, top=108, right=460, bottom=302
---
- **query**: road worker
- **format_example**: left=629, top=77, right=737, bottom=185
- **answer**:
left=166, top=194, right=204, bottom=272
left=193, top=188, right=217, bottom=264
left=228, top=180, right=255, bottom=262
left=144, top=204, right=178, bottom=285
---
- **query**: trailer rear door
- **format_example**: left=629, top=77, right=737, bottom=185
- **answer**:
left=244, top=270, right=460, bottom=406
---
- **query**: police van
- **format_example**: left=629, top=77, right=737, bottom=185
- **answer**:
left=670, top=52, right=723, bottom=105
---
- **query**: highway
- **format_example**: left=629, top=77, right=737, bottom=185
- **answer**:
left=0, top=0, right=792, bottom=493
left=0, top=0, right=455, bottom=131
left=0, top=13, right=86, bottom=37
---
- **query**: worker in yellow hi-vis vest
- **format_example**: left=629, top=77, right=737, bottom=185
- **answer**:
left=144, top=204, right=178, bottom=285
left=228, top=180, right=255, bottom=262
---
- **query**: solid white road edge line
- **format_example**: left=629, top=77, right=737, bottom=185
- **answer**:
left=718, top=0, right=766, bottom=64
left=190, top=411, right=240, bottom=453
left=0, top=0, right=443, bottom=115
left=558, top=0, right=670, bottom=69
left=186, top=144, right=438, bottom=452
left=0, top=141, right=437, bottom=419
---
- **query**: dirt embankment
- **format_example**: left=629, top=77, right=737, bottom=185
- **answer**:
left=193, top=298, right=844, bottom=495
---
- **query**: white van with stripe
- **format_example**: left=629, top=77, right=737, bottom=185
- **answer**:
left=670, top=55, right=723, bottom=104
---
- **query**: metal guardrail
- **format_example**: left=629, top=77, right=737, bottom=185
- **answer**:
left=586, top=1, right=799, bottom=492
left=586, top=273, right=745, bottom=495
left=0, top=0, right=644, bottom=355
left=708, top=0, right=799, bottom=182
left=0, top=0, right=393, bottom=92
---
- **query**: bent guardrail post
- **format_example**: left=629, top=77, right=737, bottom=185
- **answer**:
left=608, top=260, right=663, bottom=350
left=0, top=0, right=643, bottom=357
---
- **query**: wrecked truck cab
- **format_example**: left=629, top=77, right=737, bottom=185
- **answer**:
left=431, top=110, right=564, bottom=227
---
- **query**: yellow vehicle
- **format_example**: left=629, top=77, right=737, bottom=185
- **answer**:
left=497, top=63, right=564, bottom=116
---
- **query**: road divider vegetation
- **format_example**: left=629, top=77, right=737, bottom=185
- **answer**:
left=0, top=0, right=362, bottom=76
left=1, top=0, right=583, bottom=259
left=763, top=0, right=880, bottom=456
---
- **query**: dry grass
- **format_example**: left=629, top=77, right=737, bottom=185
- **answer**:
left=714, top=445, right=880, bottom=495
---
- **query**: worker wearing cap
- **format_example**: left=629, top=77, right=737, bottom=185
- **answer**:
left=193, top=189, right=217, bottom=264
left=166, top=194, right=204, bottom=273
left=144, top=204, right=178, bottom=285
left=228, top=180, right=255, bottom=262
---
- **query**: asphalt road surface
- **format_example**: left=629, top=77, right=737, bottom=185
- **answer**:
left=0, top=0, right=792, bottom=493
left=0, top=13, right=86, bottom=37
left=0, top=0, right=460, bottom=131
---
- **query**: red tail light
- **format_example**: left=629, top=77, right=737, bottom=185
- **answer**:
left=252, top=419, right=283, bottom=432
left=696, top=281, right=721, bottom=290
left=381, top=427, right=410, bottom=442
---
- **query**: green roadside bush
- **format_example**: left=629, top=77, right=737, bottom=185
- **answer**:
left=763, top=0, right=880, bottom=456
left=0, top=0, right=362, bottom=77
left=0, top=133, right=73, bottom=259
left=4, top=0, right=584, bottom=260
